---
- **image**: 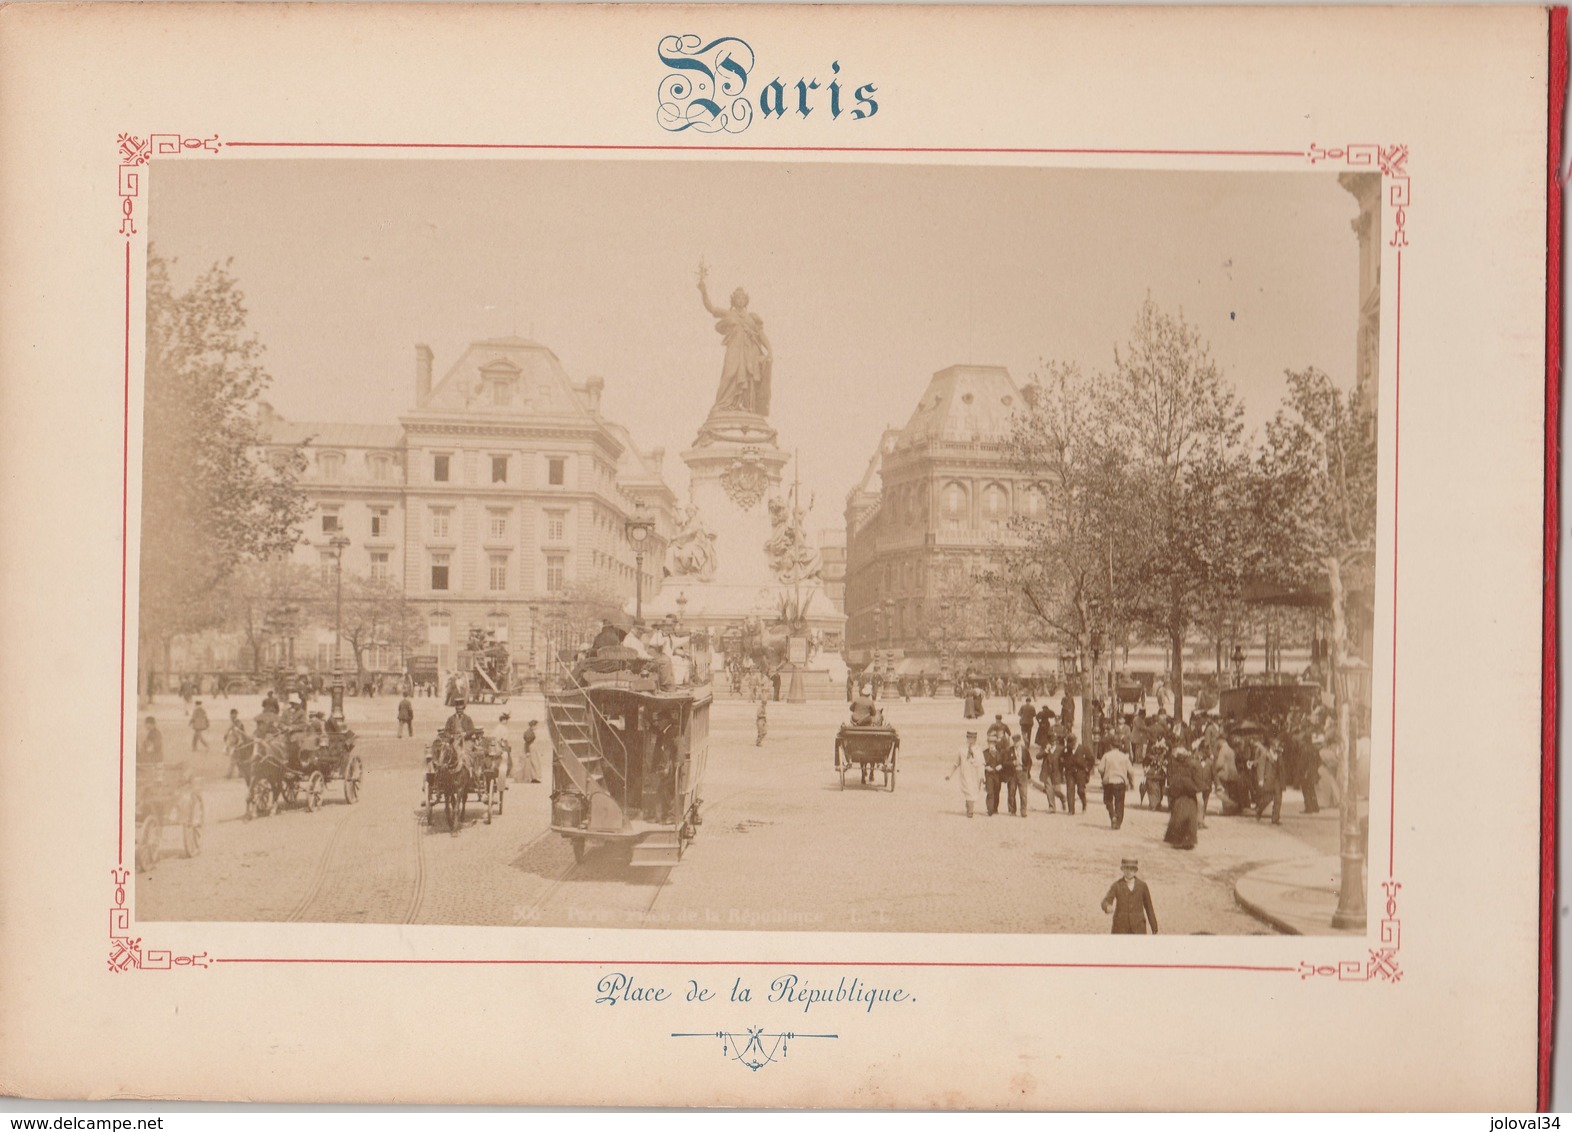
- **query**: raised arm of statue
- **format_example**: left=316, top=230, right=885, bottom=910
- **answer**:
left=697, top=272, right=727, bottom=319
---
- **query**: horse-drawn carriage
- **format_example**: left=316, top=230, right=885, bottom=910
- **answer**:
left=237, top=712, right=361, bottom=819
left=423, top=726, right=509, bottom=833
left=834, top=722, right=900, bottom=791
left=135, top=763, right=204, bottom=872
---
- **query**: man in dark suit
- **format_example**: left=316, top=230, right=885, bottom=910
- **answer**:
left=982, top=734, right=1006, bottom=816
left=1101, top=858, right=1159, bottom=934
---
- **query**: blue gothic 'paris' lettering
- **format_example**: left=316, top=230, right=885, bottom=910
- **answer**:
left=657, top=39, right=879, bottom=132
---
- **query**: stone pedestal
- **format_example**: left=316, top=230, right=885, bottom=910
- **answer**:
left=642, top=410, right=845, bottom=686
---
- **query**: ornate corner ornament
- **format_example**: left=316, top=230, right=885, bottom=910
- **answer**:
left=1308, top=142, right=1410, bottom=247
left=1296, top=880, right=1402, bottom=984
left=109, top=868, right=210, bottom=973
left=721, top=445, right=769, bottom=511
left=118, top=132, right=221, bottom=236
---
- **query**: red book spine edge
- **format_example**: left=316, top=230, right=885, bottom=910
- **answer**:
left=1543, top=5, right=1566, bottom=1113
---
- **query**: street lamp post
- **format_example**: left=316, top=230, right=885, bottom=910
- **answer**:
left=624, top=507, right=655, bottom=623
left=329, top=534, right=351, bottom=676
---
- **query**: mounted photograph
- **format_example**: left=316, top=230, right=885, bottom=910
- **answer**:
left=131, top=158, right=1383, bottom=936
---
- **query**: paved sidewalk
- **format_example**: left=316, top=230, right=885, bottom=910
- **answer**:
left=1234, top=854, right=1365, bottom=935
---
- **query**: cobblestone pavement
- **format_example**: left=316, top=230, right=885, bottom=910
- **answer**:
left=135, top=692, right=1334, bottom=933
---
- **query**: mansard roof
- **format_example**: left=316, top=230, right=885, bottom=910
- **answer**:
left=412, top=339, right=588, bottom=421
left=895, top=364, right=1023, bottom=446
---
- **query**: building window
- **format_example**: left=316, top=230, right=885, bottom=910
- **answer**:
left=318, top=452, right=344, bottom=478
left=430, top=553, right=450, bottom=592
left=369, top=454, right=392, bottom=481
left=546, top=509, right=566, bottom=542
left=547, top=457, right=565, bottom=486
left=433, top=454, right=450, bottom=482
left=545, top=554, right=565, bottom=593
left=371, top=507, right=389, bottom=538
left=370, top=551, right=390, bottom=582
left=486, top=612, right=510, bottom=642
left=320, top=509, right=341, bottom=535
left=488, top=509, right=508, bottom=540
left=489, top=554, right=508, bottom=592
left=983, top=484, right=1008, bottom=533
left=431, top=508, right=451, bottom=539
left=943, top=482, right=967, bottom=533
left=491, top=455, right=508, bottom=484
left=320, top=551, right=337, bottom=583
left=493, top=382, right=512, bottom=408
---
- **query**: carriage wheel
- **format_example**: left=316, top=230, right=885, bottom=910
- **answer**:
left=572, top=837, right=587, bottom=864
left=261, top=780, right=279, bottom=816
left=483, top=780, right=493, bottom=825
left=423, top=779, right=433, bottom=827
left=306, top=772, right=325, bottom=812
left=136, top=815, right=160, bottom=872
left=495, top=776, right=505, bottom=816
left=282, top=779, right=298, bottom=808
left=183, top=794, right=205, bottom=857
left=886, top=765, right=896, bottom=791
left=839, top=766, right=846, bottom=791
left=343, top=756, right=362, bottom=804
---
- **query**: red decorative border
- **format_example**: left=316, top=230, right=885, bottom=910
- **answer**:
left=115, top=137, right=1418, bottom=990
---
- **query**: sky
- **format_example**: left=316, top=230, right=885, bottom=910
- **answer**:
left=149, top=158, right=1362, bottom=529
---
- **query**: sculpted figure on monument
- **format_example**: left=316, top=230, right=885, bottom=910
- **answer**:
left=763, top=487, right=823, bottom=586
left=665, top=503, right=719, bottom=583
left=698, top=261, right=773, bottom=417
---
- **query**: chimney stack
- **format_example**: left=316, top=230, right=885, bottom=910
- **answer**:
left=415, top=344, right=433, bottom=405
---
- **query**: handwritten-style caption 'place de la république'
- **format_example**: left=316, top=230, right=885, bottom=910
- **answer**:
left=595, top=972, right=915, bottom=1013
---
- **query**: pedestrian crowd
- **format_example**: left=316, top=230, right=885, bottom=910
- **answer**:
left=945, top=693, right=1342, bottom=852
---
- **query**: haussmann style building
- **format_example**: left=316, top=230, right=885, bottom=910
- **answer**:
left=177, top=336, right=680, bottom=688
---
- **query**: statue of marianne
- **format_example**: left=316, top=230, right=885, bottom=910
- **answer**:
left=698, top=262, right=773, bottom=417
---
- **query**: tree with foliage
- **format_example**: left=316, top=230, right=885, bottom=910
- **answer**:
left=925, top=562, right=979, bottom=679
left=1006, top=361, right=1141, bottom=734
left=1251, top=367, right=1378, bottom=602
left=210, top=559, right=324, bottom=675
left=337, top=573, right=426, bottom=683
left=138, top=251, right=309, bottom=700
left=1096, top=299, right=1251, bottom=716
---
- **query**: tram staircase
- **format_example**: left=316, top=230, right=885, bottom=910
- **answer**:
left=545, top=664, right=685, bottom=867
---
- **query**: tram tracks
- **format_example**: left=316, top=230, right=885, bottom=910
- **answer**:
left=403, top=807, right=428, bottom=924
left=285, top=805, right=358, bottom=923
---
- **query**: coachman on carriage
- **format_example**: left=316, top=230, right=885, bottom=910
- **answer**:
left=422, top=698, right=509, bottom=833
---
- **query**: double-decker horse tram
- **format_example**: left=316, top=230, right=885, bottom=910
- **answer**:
left=546, top=646, right=711, bottom=867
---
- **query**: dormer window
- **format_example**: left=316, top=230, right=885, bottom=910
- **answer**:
left=479, top=359, right=522, bottom=409
left=317, top=452, right=344, bottom=478
left=368, top=453, right=393, bottom=481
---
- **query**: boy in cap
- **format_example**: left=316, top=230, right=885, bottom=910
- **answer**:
left=1101, top=858, right=1159, bottom=934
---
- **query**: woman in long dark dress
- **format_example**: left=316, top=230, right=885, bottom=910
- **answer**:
left=1164, top=748, right=1201, bottom=850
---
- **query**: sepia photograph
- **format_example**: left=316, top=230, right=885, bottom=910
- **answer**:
left=132, top=157, right=1382, bottom=936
